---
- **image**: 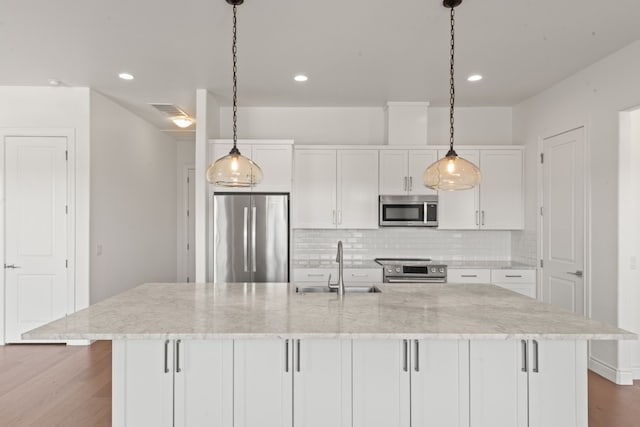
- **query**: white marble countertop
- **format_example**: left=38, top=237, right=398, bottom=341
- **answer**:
left=24, top=282, right=635, bottom=341
left=292, top=260, right=536, bottom=270
left=443, top=260, right=536, bottom=269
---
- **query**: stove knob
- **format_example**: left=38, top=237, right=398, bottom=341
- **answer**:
left=387, top=268, right=393, bottom=273
left=431, top=267, right=436, bottom=273
left=395, top=267, right=401, bottom=273
left=439, top=268, right=444, bottom=273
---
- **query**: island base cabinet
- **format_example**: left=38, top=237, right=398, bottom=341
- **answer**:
left=352, top=340, right=410, bottom=427
left=293, top=339, right=352, bottom=427
left=112, top=339, right=233, bottom=427
left=470, top=340, right=587, bottom=427
left=234, top=339, right=293, bottom=427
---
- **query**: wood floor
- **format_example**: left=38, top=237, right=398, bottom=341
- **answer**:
left=0, top=340, right=638, bottom=426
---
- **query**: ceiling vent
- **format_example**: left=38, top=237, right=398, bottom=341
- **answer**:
left=149, top=103, right=188, bottom=117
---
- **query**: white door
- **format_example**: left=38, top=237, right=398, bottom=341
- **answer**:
left=437, top=150, right=481, bottom=230
left=174, top=340, right=233, bottom=427
left=542, top=128, right=585, bottom=314
left=234, top=339, right=293, bottom=427
left=479, top=149, right=523, bottom=229
left=112, top=340, right=174, bottom=427
left=411, top=340, right=470, bottom=427
left=186, top=168, right=196, bottom=282
left=407, top=150, right=438, bottom=195
left=352, top=340, right=410, bottom=427
left=293, top=339, right=352, bottom=427
left=528, top=340, right=588, bottom=427
left=4, top=136, right=68, bottom=343
left=293, top=149, right=337, bottom=229
left=469, top=340, right=528, bottom=427
left=337, top=150, right=379, bottom=229
left=379, top=150, right=408, bottom=195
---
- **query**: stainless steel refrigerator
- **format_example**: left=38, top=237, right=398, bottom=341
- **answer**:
left=212, top=193, right=289, bottom=283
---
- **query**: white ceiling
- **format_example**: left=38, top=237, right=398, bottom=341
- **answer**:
left=2, top=0, right=640, bottom=132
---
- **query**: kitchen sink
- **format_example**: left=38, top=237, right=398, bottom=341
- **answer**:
left=296, top=285, right=382, bottom=294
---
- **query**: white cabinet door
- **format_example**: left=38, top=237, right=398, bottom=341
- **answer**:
left=479, top=150, right=523, bottom=229
left=112, top=340, right=174, bottom=427
left=407, top=150, right=438, bottom=195
left=352, top=340, right=410, bottom=427
left=528, top=341, right=587, bottom=427
left=379, top=150, right=408, bottom=195
left=234, top=339, right=293, bottom=427
left=252, top=144, right=293, bottom=192
left=437, top=150, right=480, bottom=230
left=411, top=340, right=470, bottom=427
left=293, top=149, right=337, bottom=228
left=294, top=339, right=352, bottom=427
left=469, top=340, right=528, bottom=427
left=337, top=149, right=379, bottom=229
left=174, top=340, right=233, bottom=427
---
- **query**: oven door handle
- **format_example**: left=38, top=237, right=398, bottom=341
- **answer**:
left=385, top=278, right=446, bottom=283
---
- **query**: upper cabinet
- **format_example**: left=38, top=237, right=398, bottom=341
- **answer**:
left=438, top=148, right=523, bottom=230
left=379, top=149, right=438, bottom=195
left=208, top=139, right=293, bottom=193
left=293, top=148, right=379, bottom=229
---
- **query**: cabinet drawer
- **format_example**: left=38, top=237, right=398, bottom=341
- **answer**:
left=292, top=269, right=332, bottom=283
left=447, top=269, right=491, bottom=284
left=344, top=268, right=382, bottom=283
left=491, top=269, right=536, bottom=284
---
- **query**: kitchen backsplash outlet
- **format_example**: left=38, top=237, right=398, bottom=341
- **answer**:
left=293, top=228, right=512, bottom=266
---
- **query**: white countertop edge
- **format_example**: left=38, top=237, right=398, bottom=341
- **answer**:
left=22, top=332, right=637, bottom=341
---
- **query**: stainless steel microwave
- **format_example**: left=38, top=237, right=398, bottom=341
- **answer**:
left=379, top=195, right=438, bottom=227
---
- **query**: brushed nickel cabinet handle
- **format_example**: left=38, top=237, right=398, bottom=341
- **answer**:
left=532, top=340, right=539, bottom=373
left=521, top=340, right=528, bottom=372
left=164, top=340, right=170, bottom=374
left=285, top=339, right=289, bottom=373
left=175, top=340, right=182, bottom=373
left=296, top=339, right=301, bottom=373
left=414, top=340, right=419, bottom=372
left=402, top=340, right=408, bottom=372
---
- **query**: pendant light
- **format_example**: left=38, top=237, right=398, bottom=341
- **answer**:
left=206, top=0, right=263, bottom=187
left=424, top=0, right=481, bottom=191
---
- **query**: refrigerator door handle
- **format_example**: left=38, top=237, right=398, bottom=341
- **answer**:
left=252, top=206, right=257, bottom=273
left=243, top=206, right=249, bottom=272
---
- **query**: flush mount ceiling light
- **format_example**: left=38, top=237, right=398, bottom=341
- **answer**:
left=172, top=116, right=195, bottom=128
left=424, top=0, right=481, bottom=191
left=467, top=74, right=483, bottom=82
left=118, top=72, right=135, bottom=80
left=294, top=74, right=308, bottom=82
left=206, top=0, right=263, bottom=187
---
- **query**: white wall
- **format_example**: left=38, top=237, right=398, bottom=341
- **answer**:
left=513, top=40, right=640, bottom=380
left=89, top=91, right=178, bottom=303
left=619, top=108, right=640, bottom=378
left=0, top=86, right=91, bottom=316
left=176, top=140, right=195, bottom=282
left=219, top=106, right=513, bottom=145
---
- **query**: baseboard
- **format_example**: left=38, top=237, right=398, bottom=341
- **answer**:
left=589, top=356, right=634, bottom=385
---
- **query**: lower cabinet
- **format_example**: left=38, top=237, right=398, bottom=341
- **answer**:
left=469, top=340, right=587, bottom=427
left=234, top=338, right=351, bottom=427
left=113, top=338, right=586, bottom=427
left=352, top=339, right=469, bottom=427
left=112, top=339, right=233, bottom=427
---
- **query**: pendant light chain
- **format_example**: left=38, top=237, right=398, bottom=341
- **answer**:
left=232, top=5, right=239, bottom=147
left=448, top=6, right=456, bottom=153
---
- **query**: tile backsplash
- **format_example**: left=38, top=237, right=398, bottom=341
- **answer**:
left=293, top=228, right=512, bottom=265
left=511, top=229, right=538, bottom=266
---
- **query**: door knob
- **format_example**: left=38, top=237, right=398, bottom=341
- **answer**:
left=4, top=264, right=21, bottom=269
left=567, top=270, right=583, bottom=277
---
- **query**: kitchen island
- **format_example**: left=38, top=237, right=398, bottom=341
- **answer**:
left=25, top=282, right=635, bottom=427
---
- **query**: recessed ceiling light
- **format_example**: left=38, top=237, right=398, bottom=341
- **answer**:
left=172, top=116, right=195, bottom=128
left=118, top=72, right=135, bottom=81
left=467, top=74, right=483, bottom=82
left=294, top=74, right=308, bottom=82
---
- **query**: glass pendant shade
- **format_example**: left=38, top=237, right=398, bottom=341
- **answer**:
left=424, top=150, right=481, bottom=191
left=206, top=147, right=263, bottom=187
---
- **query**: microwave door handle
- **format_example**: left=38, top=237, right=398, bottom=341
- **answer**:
left=423, top=202, right=428, bottom=224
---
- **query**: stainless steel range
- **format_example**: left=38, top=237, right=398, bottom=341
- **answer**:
left=375, top=258, right=447, bottom=283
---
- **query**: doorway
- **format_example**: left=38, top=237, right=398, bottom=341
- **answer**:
left=1, top=133, right=74, bottom=343
left=540, top=127, right=586, bottom=315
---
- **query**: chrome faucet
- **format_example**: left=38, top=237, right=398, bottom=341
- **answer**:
left=328, top=240, right=345, bottom=295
